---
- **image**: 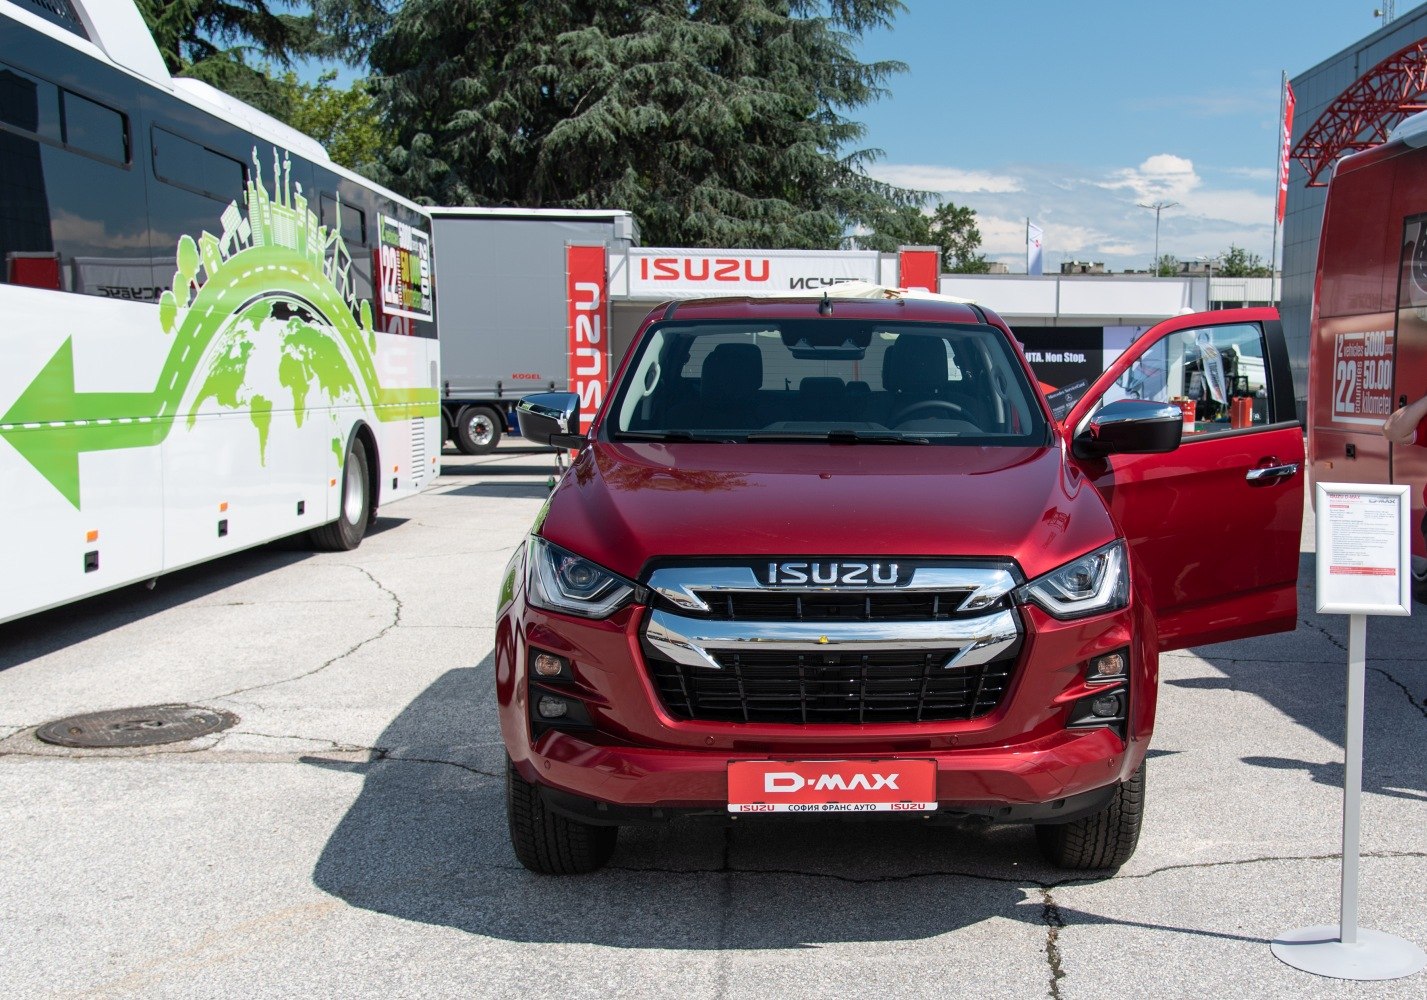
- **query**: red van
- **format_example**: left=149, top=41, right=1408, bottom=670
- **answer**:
left=498, top=295, right=1303, bottom=874
left=1307, top=109, right=1427, bottom=598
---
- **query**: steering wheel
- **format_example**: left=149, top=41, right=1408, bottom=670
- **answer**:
left=891, top=400, right=964, bottom=424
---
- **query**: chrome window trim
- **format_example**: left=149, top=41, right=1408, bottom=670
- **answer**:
left=646, top=565, right=1019, bottom=614
left=645, top=608, right=1019, bottom=671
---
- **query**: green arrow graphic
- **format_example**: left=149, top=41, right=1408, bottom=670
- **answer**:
left=0, top=153, right=437, bottom=509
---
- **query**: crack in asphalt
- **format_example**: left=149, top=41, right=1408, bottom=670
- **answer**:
left=1040, top=888, right=1066, bottom=1000
left=1297, top=617, right=1347, bottom=653
left=204, top=565, right=403, bottom=701
left=1369, top=666, right=1427, bottom=722
left=373, top=750, right=502, bottom=780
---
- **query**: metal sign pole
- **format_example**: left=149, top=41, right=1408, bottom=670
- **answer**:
left=1273, top=484, right=1424, bottom=980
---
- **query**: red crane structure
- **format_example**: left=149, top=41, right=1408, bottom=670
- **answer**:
left=1292, top=37, right=1427, bottom=187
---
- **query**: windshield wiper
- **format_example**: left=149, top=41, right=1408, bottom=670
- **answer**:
left=614, top=430, right=732, bottom=442
left=744, top=430, right=931, bottom=445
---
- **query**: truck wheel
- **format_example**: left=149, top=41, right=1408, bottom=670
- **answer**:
left=1035, top=762, right=1144, bottom=871
left=310, top=438, right=371, bottom=552
left=455, top=406, right=502, bottom=455
left=506, top=755, right=617, bottom=875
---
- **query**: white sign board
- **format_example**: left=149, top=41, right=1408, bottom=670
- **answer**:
left=627, top=247, right=879, bottom=297
left=1315, top=483, right=1411, bottom=615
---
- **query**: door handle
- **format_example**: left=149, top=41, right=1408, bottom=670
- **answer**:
left=1245, top=462, right=1300, bottom=482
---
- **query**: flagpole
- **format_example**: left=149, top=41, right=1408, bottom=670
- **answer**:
left=1271, top=70, right=1286, bottom=303
left=1025, top=217, right=1030, bottom=275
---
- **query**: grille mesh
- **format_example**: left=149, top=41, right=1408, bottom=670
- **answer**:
left=696, top=590, right=980, bottom=622
left=646, top=644, right=1017, bottom=724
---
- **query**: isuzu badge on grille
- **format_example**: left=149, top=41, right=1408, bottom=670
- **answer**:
left=766, top=561, right=899, bottom=586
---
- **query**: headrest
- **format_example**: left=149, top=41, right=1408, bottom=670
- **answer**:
left=883, top=336, right=948, bottom=394
left=799, top=376, right=845, bottom=403
left=702, top=342, right=762, bottom=398
left=846, top=380, right=871, bottom=397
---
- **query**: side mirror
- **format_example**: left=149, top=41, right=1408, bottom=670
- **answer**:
left=1074, top=399, right=1183, bottom=459
left=517, top=392, right=586, bottom=449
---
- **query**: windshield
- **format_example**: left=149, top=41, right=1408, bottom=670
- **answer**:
left=609, top=320, right=1047, bottom=445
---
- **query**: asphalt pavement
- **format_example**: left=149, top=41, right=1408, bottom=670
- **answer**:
left=1, top=443, right=1425, bottom=999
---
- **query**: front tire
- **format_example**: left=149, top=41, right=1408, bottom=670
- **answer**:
left=310, top=438, right=371, bottom=552
left=506, top=755, right=617, bottom=874
left=1035, top=762, right=1145, bottom=871
left=454, top=406, right=502, bottom=455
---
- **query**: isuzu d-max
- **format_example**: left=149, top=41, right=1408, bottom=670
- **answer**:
left=496, top=295, right=1303, bottom=874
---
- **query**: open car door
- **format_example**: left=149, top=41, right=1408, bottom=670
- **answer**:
left=1062, top=308, right=1303, bottom=651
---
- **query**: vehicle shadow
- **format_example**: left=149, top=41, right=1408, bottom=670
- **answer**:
left=1166, top=552, right=1427, bottom=798
left=308, top=664, right=1260, bottom=950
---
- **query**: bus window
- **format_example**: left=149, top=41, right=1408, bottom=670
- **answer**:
left=0, top=64, right=60, bottom=141
left=320, top=192, right=367, bottom=247
left=152, top=127, right=246, bottom=204
left=61, top=90, right=126, bottom=164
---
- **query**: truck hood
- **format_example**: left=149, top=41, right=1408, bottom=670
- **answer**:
left=536, top=440, right=1118, bottom=583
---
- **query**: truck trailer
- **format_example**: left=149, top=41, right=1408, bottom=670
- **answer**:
left=429, top=208, right=639, bottom=453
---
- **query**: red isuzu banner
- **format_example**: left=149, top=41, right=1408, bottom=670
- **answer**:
left=1277, top=82, right=1296, bottom=224
left=566, top=244, right=609, bottom=435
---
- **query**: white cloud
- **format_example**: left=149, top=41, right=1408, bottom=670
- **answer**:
left=869, top=164, right=1023, bottom=194
left=884, top=154, right=1278, bottom=272
left=1101, top=154, right=1200, bottom=203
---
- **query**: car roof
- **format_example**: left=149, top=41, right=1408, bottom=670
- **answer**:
left=658, top=295, right=998, bottom=328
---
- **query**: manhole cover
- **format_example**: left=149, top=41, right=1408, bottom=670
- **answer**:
left=35, top=704, right=238, bottom=748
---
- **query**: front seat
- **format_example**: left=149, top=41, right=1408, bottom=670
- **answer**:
left=678, top=342, right=764, bottom=429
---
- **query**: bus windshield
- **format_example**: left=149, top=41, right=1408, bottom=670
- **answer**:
left=610, top=320, right=1047, bottom=445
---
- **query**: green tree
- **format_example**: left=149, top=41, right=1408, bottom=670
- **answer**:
left=1156, top=254, right=1180, bottom=277
left=137, top=0, right=319, bottom=116
left=364, top=0, right=918, bottom=248
left=271, top=71, right=386, bottom=173
left=1216, top=245, right=1273, bottom=277
left=857, top=200, right=990, bottom=273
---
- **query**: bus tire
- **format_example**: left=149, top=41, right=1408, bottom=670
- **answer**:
left=311, top=439, right=371, bottom=552
left=455, top=406, right=502, bottom=455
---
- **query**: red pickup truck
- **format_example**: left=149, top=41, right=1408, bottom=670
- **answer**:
left=497, top=295, right=1303, bottom=874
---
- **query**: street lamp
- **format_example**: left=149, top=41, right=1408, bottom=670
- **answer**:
left=1138, top=201, right=1178, bottom=275
left=1198, top=254, right=1222, bottom=310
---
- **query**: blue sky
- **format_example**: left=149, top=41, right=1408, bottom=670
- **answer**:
left=854, top=1, right=1391, bottom=272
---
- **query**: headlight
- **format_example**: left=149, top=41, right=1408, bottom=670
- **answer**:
left=1015, top=540, right=1128, bottom=619
left=526, top=537, right=637, bottom=618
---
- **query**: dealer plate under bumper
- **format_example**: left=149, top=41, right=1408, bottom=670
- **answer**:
left=727, top=759, right=937, bottom=814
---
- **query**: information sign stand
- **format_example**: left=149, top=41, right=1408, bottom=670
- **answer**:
left=1271, top=483, right=1424, bottom=980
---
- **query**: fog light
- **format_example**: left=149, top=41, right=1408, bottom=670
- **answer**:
left=536, top=696, right=568, bottom=719
left=1090, top=694, right=1121, bottom=718
left=533, top=652, right=565, bottom=678
left=1089, top=651, right=1126, bottom=681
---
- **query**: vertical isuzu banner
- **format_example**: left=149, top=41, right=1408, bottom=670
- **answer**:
left=1027, top=222, right=1044, bottom=276
left=898, top=247, right=939, bottom=291
left=566, top=244, right=609, bottom=434
left=1277, top=82, right=1296, bottom=224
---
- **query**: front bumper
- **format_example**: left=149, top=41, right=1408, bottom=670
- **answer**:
left=495, top=556, right=1157, bottom=820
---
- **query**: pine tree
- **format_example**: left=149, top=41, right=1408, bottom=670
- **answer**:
left=366, top=0, right=917, bottom=248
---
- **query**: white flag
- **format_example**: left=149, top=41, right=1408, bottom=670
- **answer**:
left=1027, top=222, right=1044, bottom=276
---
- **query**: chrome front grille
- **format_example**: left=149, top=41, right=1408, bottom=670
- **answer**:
left=641, top=563, right=1023, bottom=725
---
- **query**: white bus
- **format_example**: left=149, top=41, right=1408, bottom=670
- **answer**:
left=0, top=0, right=440, bottom=624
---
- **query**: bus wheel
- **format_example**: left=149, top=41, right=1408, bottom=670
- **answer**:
left=311, top=439, right=371, bottom=552
left=455, top=406, right=502, bottom=455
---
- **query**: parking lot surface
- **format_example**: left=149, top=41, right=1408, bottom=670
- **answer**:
left=1, top=444, right=1425, bottom=999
